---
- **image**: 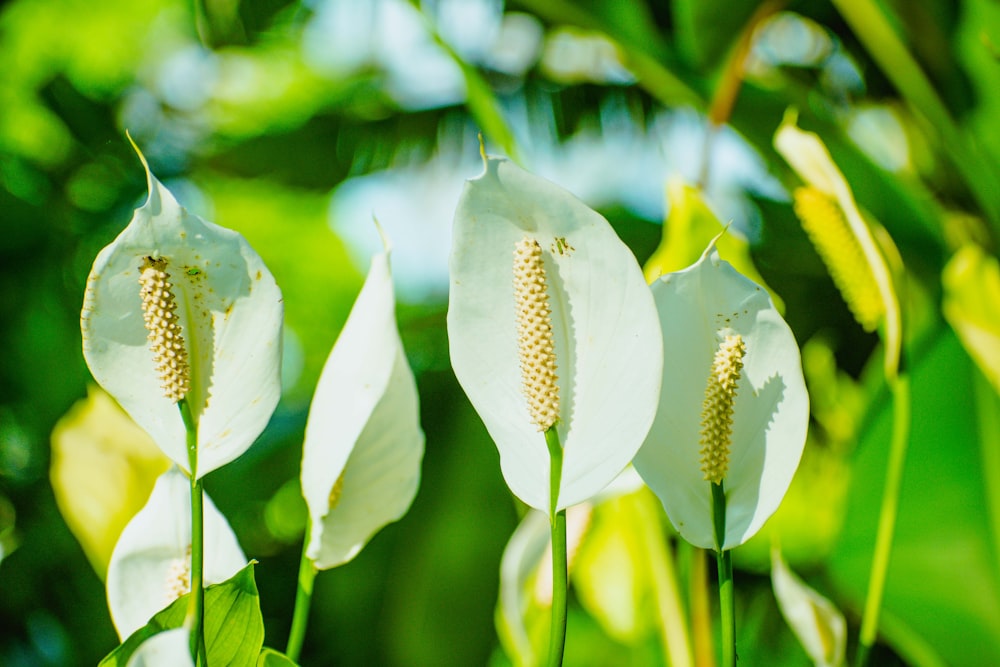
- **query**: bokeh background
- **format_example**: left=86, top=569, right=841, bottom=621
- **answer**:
left=1, top=0, right=999, bottom=665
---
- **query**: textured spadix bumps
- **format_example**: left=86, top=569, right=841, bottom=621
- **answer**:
left=699, top=334, right=745, bottom=485
left=448, top=156, right=663, bottom=512
left=512, top=238, right=560, bottom=432
left=81, top=142, right=282, bottom=477
left=633, top=243, right=808, bottom=550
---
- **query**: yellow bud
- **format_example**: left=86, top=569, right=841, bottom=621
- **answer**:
left=793, top=187, right=884, bottom=332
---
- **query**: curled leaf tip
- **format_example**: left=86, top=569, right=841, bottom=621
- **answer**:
left=371, top=216, right=393, bottom=256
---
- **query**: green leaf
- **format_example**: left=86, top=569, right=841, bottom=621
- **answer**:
left=512, top=0, right=704, bottom=108
left=574, top=491, right=658, bottom=642
left=826, top=329, right=1000, bottom=666
left=257, top=647, right=300, bottom=666
left=672, top=0, right=759, bottom=69
left=100, top=563, right=264, bottom=666
left=942, top=243, right=1000, bottom=394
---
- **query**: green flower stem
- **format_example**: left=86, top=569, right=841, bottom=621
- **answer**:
left=545, top=426, right=567, bottom=667
left=687, top=545, right=714, bottom=667
left=286, top=518, right=318, bottom=663
left=179, top=399, right=206, bottom=665
left=856, top=371, right=912, bottom=666
left=711, top=481, right=735, bottom=667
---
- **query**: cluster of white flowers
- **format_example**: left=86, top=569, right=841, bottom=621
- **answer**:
left=82, top=142, right=424, bottom=663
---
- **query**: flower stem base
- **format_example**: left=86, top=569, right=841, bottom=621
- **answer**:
left=545, top=426, right=567, bottom=667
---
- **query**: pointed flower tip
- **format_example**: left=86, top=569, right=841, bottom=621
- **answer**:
left=125, top=132, right=157, bottom=198
left=513, top=237, right=560, bottom=431
left=793, top=187, right=883, bottom=332
left=700, top=227, right=731, bottom=264
left=699, top=334, right=745, bottom=484
left=371, top=216, right=393, bottom=256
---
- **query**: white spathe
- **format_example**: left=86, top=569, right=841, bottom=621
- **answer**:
left=448, top=156, right=663, bottom=512
left=300, top=247, right=424, bottom=570
left=106, top=468, right=247, bottom=640
left=633, top=242, right=809, bottom=550
left=126, top=628, right=194, bottom=667
left=772, top=547, right=846, bottom=667
left=82, top=140, right=282, bottom=478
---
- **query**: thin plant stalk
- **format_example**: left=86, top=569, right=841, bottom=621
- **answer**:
left=856, top=371, right=911, bottom=666
left=687, top=545, right=715, bottom=667
left=180, top=399, right=206, bottom=665
left=711, top=482, right=735, bottom=667
left=545, top=426, right=567, bottom=667
left=286, top=517, right=318, bottom=663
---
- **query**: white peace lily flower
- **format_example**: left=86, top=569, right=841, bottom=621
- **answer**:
left=633, top=241, right=809, bottom=550
left=301, top=244, right=424, bottom=570
left=448, top=156, right=663, bottom=512
left=771, top=547, right=846, bottom=667
left=107, top=468, right=247, bottom=640
left=126, top=628, right=194, bottom=667
left=81, top=140, right=283, bottom=478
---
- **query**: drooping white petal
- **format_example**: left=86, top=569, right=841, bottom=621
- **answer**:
left=771, top=547, right=846, bottom=667
left=127, top=628, right=194, bottom=667
left=301, top=249, right=424, bottom=570
left=633, top=243, right=808, bottom=550
left=107, top=468, right=247, bottom=640
left=448, top=156, right=663, bottom=511
left=81, top=143, right=283, bottom=478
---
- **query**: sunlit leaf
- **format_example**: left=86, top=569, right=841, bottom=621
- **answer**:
left=942, top=243, right=1000, bottom=394
left=50, top=386, right=169, bottom=578
left=643, top=178, right=784, bottom=312
left=102, top=563, right=264, bottom=667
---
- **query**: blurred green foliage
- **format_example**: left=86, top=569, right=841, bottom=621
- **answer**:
left=1, top=0, right=999, bottom=665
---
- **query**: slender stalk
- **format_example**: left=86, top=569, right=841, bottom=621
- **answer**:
left=689, top=546, right=715, bottom=667
left=856, top=372, right=911, bottom=666
left=711, top=482, right=735, bottom=667
left=179, top=399, right=206, bottom=665
left=286, top=518, right=318, bottom=663
left=700, top=0, right=784, bottom=188
left=544, top=426, right=567, bottom=667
